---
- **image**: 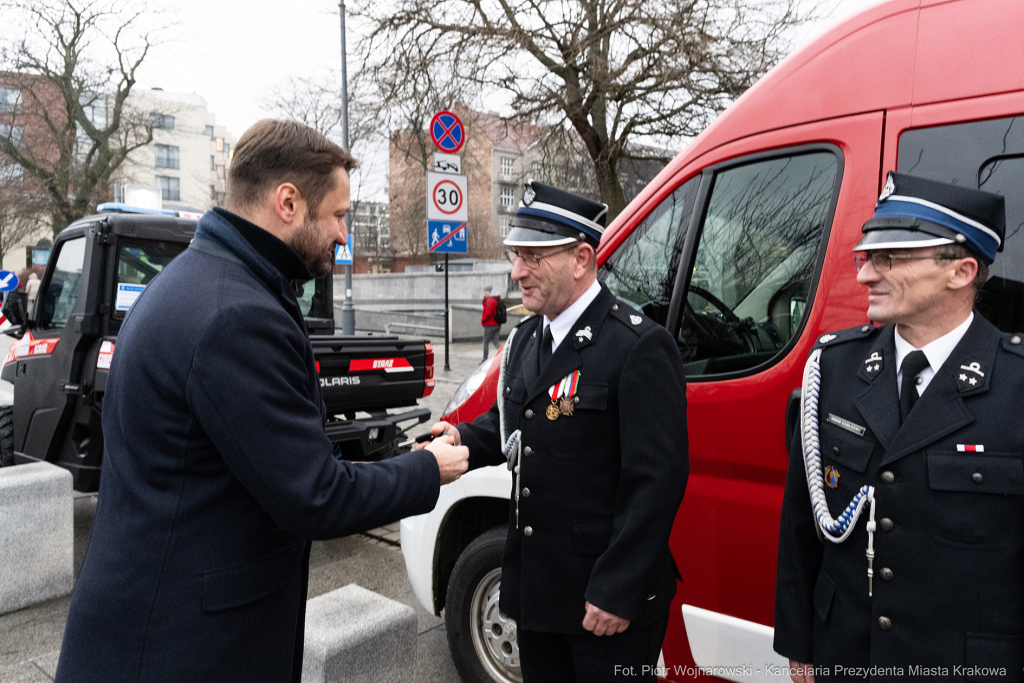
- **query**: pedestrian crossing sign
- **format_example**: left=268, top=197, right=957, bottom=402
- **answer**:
left=335, top=243, right=353, bottom=265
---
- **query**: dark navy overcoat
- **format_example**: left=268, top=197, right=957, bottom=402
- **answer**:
left=55, top=210, right=440, bottom=683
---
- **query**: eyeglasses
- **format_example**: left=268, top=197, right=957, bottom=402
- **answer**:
left=503, top=244, right=580, bottom=268
left=854, top=252, right=961, bottom=272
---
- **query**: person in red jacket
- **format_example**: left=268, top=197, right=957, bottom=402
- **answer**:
left=482, top=286, right=501, bottom=360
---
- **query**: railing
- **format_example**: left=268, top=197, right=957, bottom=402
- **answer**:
left=384, top=321, right=446, bottom=335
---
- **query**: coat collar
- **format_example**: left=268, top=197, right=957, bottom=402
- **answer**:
left=877, top=314, right=1000, bottom=465
left=525, top=284, right=616, bottom=402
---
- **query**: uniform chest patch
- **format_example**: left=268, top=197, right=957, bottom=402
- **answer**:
left=955, top=360, right=988, bottom=392
left=824, top=466, right=840, bottom=488
left=861, top=351, right=883, bottom=380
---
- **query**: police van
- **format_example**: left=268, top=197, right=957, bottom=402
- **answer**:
left=400, top=0, right=1024, bottom=680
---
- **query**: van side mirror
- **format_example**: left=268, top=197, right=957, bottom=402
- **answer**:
left=2, top=292, right=29, bottom=337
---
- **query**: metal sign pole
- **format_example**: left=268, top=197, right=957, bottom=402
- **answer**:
left=444, top=254, right=451, bottom=371
left=339, top=0, right=356, bottom=335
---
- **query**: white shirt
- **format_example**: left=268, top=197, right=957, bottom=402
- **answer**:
left=894, top=312, right=973, bottom=398
left=542, top=279, right=602, bottom=353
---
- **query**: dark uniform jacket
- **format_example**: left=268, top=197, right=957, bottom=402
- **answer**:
left=459, top=284, right=689, bottom=634
left=55, top=209, right=441, bottom=683
left=775, top=315, right=1024, bottom=680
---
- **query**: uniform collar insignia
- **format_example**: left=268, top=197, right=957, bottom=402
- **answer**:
left=861, top=350, right=883, bottom=380
left=955, top=358, right=989, bottom=393
left=575, top=325, right=592, bottom=341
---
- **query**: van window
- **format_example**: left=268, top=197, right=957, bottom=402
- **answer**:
left=599, top=177, right=699, bottom=326
left=898, top=116, right=1024, bottom=332
left=37, top=237, right=87, bottom=331
left=678, top=152, right=838, bottom=376
left=114, top=239, right=187, bottom=319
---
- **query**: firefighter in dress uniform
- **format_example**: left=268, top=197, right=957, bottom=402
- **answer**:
left=423, top=181, right=689, bottom=682
left=774, top=172, right=1024, bottom=682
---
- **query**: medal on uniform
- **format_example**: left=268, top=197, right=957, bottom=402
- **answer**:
left=547, top=370, right=580, bottom=420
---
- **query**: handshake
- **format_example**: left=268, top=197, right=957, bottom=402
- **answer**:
left=416, top=421, right=469, bottom=485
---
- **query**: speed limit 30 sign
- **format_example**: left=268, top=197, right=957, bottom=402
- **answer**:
left=426, top=172, right=467, bottom=221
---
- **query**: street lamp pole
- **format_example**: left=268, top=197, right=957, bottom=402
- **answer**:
left=339, top=0, right=356, bottom=335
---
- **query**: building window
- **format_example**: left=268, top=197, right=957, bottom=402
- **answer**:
left=0, top=88, right=20, bottom=115
left=500, top=185, right=515, bottom=209
left=155, top=144, right=179, bottom=169
left=500, top=156, right=514, bottom=178
left=531, top=162, right=543, bottom=182
left=210, top=155, right=215, bottom=171
left=156, top=176, right=180, bottom=201
left=0, top=124, right=23, bottom=147
left=500, top=216, right=511, bottom=237
left=205, top=125, right=215, bottom=139
left=223, top=142, right=230, bottom=158
left=0, top=162, right=23, bottom=184
left=150, top=113, right=174, bottom=130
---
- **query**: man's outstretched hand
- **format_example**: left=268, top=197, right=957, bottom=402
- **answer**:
left=425, top=434, right=468, bottom=485
left=582, top=602, right=630, bottom=636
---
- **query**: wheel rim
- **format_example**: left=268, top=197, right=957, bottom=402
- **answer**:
left=468, top=567, right=522, bottom=683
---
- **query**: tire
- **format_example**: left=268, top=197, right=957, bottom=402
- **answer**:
left=445, top=525, right=522, bottom=683
left=0, top=404, right=13, bottom=467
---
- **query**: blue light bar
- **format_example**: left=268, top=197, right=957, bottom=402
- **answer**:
left=97, top=203, right=204, bottom=220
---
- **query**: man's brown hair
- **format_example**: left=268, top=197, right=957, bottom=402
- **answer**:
left=226, top=119, right=358, bottom=219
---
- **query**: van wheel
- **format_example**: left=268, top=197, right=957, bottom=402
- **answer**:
left=445, top=525, right=522, bottom=683
left=0, top=405, right=14, bottom=466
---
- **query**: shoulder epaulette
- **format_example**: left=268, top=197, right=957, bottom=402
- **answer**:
left=1001, top=331, right=1024, bottom=359
left=609, top=300, right=653, bottom=336
left=813, top=323, right=879, bottom=351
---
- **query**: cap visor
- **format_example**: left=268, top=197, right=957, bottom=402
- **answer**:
left=503, top=226, right=578, bottom=247
left=852, top=229, right=954, bottom=252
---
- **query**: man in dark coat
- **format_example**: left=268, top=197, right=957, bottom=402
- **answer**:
left=775, top=173, right=1023, bottom=682
left=55, top=120, right=468, bottom=683
left=425, top=181, right=689, bottom=682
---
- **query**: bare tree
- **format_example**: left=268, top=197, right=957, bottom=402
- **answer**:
left=0, top=164, right=47, bottom=264
left=359, top=0, right=811, bottom=219
left=0, top=0, right=159, bottom=235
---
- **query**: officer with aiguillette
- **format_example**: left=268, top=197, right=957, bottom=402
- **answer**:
left=423, top=181, right=688, bottom=682
left=775, top=172, right=1023, bottom=682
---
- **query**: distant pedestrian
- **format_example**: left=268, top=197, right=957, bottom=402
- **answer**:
left=24, top=272, right=40, bottom=315
left=482, top=286, right=501, bottom=360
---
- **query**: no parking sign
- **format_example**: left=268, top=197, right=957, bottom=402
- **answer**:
left=430, top=111, right=465, bottom=154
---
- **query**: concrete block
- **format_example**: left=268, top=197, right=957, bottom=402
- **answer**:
left=0, top=462, right=73, bottom=615
left=303, top=584, right=417, bottom=683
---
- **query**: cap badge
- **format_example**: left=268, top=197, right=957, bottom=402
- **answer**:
left=879, top=174, right=896, bottom=202
left=522, top=186, right=536, bottom=205
left=824, top=466, right=840, bottom=488
left=630, top=315, right=642, bottom=325
left=819, top=333, right=837, bottom=344
left=861, top=351, right=883, bottom=380
left=575, top=326, right=592, bottom=341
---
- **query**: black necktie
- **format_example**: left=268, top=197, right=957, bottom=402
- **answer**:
left=899, top=350, right=929, bottom=423
left=539, top=325, right=554, bottom=369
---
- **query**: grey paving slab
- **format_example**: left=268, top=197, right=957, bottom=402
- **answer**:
left=0, top=661, right=53, bottom=682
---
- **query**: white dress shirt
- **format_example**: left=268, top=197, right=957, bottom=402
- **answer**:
left=542, top=279, right=603, bottom=353
left=894, top=312, right=973, bottom=398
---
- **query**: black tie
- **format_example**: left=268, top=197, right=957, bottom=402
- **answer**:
left=539, top=325, right=554, bottom=369
left=899, top=350, right=929, bottom=424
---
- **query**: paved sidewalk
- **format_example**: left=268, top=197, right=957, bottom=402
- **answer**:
left=0, top=340, right=493, bottom=682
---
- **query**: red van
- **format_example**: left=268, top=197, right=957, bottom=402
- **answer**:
left=401, top=0, right=1024, bottom=680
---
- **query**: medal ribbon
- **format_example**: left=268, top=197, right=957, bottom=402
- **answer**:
left=549, top=370, right=581, bottom=402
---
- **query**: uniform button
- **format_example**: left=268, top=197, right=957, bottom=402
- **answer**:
left=525, top=409, right=534, bottom=419
left=523, top=526, right=533, bottom=537
left=861, top=325, right=871, bottom=332
left=1011, top=335, right=1021, bottom=345
left=878, top=616, right=892, bottom=631
left=880, top=567, right=893, bottom=582
left=880, top=518, right=894, bottom=532
left=524, top=446, right=533, bottom=456
left=506, top=387, right=511, bottom=395
left=915, top=376, right=923, bottom=385
left=522, top=488, right=531, bottom=498
left=833, top=446, right=840, bottom=456
left=972, top=472, right=983, bottom=484
left=881, top=471, right=895, bottom=484
left=612, top=304, right=618, bottom=311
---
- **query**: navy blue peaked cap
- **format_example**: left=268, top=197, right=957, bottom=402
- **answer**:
left=505, top=180, right=609, bottom=248
left=854, top=172, right=1006, bottom=264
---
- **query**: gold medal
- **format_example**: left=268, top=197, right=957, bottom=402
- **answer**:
left=546, top=403, right=560, bottom=420
left=558, top=396, right=575, bottom=417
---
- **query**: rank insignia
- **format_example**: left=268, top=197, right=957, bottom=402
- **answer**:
left=630, top=315, right=642, bottom=325
left=819, top=333, right=838, bottom=344
left=956, top=359, right=989, bottom=392
left=861, top=351, right=883, bottom=380
left=547, top=370, right=580, bottom=420
left=575, top=326, right=593, bottom=341
left=824, top=466, right=840, bottom=488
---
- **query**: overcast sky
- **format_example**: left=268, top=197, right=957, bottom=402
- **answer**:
left=127, top=0, right=884, bottom=200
